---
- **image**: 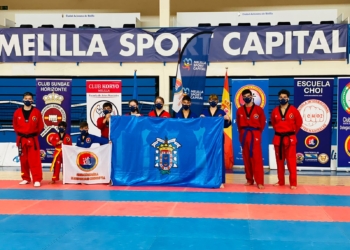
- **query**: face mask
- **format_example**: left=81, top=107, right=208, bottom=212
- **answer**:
left=23, top=100, right=32, bottom=107
left=209, top=101, right=217, bottom=107
left=243, top=97, right=252, bottom=104
left=81, top=130, right=88, bottom=135
left=103, top=110, right=110, bottom=115
left=155, top=103, right=163, bottom=110
left=130, top=106, right=137, bottom=112
left=182, top=105, right=190, bottom=110
left=279, top=98, right=288, bottom=105
left=58, top=128, right=65, bottom=133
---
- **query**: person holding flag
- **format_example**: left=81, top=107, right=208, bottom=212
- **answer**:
left=175, top=95, right=198, bottom=118
left=271, top=89, right=302, bottom=190
left=236, top=89, right=266, bottom=189
left=201, top=94, right=232, bottom=186
left=148, top=96, right=171, bottom=118
left=220, top=69, right=234, bottom=170
left=97, top=102, right=113, bottom=139
left=49, top=121, right=72, bottom=184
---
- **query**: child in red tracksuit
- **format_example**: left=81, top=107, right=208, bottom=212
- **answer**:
left=49, top=121, right=72, bottom=183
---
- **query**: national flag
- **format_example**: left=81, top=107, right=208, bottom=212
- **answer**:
left=221, top=69, right=234, bottom=169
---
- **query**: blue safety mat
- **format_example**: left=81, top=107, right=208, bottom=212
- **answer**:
left=1, top=189, right=350, bottom=207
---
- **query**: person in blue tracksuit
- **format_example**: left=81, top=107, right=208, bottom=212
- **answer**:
left=174, top=95, right=198, bottom=119
left=201, top=94, right=232, bottom=187
left=76, top=121, right=109, bottom=148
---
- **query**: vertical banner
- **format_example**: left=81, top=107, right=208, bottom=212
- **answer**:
left=62, top=144, right=112, bottom=184
left=294, top=78, right=333, bottom=168
left=337, top=77, right=350, bottom=168
left=36, top=79, right=72, bottom=163
left=177, top=31, right=213, bottom=115
left=232, top=79, right=269, bottom=166
left=86, top=80, right=122, bottom=136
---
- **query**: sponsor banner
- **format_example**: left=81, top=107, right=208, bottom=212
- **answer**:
left=86, top=80, right=122, bottom=137
left=179, top=31, right=212, bottom=115
left=0, top=25, right=347, bottom=62
left=36, top=79, right=72, bottom=163
left=294, top=78, right=333, bottom=167
left=62, top=144, right=111, bottom=184
left=110, top=116, right=223, bottom=188
left=270, top=144, right=338, bottom=170
left=231, top=79, right=269, bottom=166
left=337, top=78, right=350, bottom=168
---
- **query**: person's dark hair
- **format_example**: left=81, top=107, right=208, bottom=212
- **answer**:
left=241, top=89, right=252, bottom=96
left=155, top=96, right=164, bottom=104
left=23, top=92, right=34, bottom=98
left=58, top=121, right=67, bottom=128
left=79, top=121, right=89, bottom=128
left=129, top=99, right=140, bottom=114
left=103, top=102, right=113, bottom=109
left=182, top=95, right=191, bottom=102
left=278, top=89, right=290, bottom=97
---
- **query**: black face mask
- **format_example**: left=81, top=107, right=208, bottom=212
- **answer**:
left=279, top=98, right=289, bottom=105
left=130, top=106, right=137, bottom=112
left=209, top=101, right=217, bottom=107
left=243, top=97, right=252, bottom=104
left=58, top=128, right=65, bottom=133
left=182, top=105, right=190, bottom=110
left=81, top=130, right=88, bottom=136
left=155, top=103, right=163, bottom=110
left=23, top=100, right=32, bottom=106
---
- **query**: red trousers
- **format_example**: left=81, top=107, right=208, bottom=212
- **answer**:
left=52, top=153, right=63, bottom=181
left=20, top=144, right=43, bottom=183
left=274, top=144, right=297, bottom=186
left=242, top=135, right=264, bottom=185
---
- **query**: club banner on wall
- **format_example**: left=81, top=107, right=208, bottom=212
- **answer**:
left=337, top=77, right=350, bottom=168
left=0, top=25, right=347, bottom=62
left=86, top=80, right=122, bottom=137
left=109, top=116, right=223, bottom=188
left=62, top=144, right=111, bottom=184
left=231, top=79, right=269, bottom=166
left=36, top=79, right=72, bottom=163
left=294, top=78, right=334, bottom=167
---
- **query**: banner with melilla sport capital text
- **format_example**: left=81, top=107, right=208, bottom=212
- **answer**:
left=36, top=79, right=72, bottom=163
left=86, top=80, right=122, bottom=137
left=294, top=78, right=333, bottom=168
left=231, top=79, right=269, bottom=166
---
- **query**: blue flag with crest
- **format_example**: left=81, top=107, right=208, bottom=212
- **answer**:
left=110, top=116, right=223, bottom=188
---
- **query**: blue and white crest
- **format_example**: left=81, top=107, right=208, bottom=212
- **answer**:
left=151, top=137, right=181, bottom=174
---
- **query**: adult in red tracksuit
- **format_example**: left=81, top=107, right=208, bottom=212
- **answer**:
left=97, top=102, right=113, bottom=139
left=271, top=89, right=302, bottom=190
left=49, top=121, right=72, bottom=183
left=236, top=89, right=266, bottom=189
left=13, top=92, right=44, bottom=187
left=148, top=96, right=171, bottom=118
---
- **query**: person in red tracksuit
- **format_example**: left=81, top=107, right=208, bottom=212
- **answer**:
left=236, top=89, right=266, bottom=189
left=271, top=89, right=302, bottom=190
left=148, top=96, right=171, bottom=118
left=49, top=121, right=72, bottom=184
left=13, top=92, right=44, bottom=187
left=97, top=102, right=113, bottom=139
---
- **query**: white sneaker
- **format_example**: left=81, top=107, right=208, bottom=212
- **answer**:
left=34, top=182, right=41, bottom=187
left=19, top=180, right=29, bottom=185
left=220, top=184, right=225, bottom=189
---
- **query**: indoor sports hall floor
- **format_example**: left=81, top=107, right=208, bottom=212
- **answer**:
left=1, top=169, right=350, bottom=250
